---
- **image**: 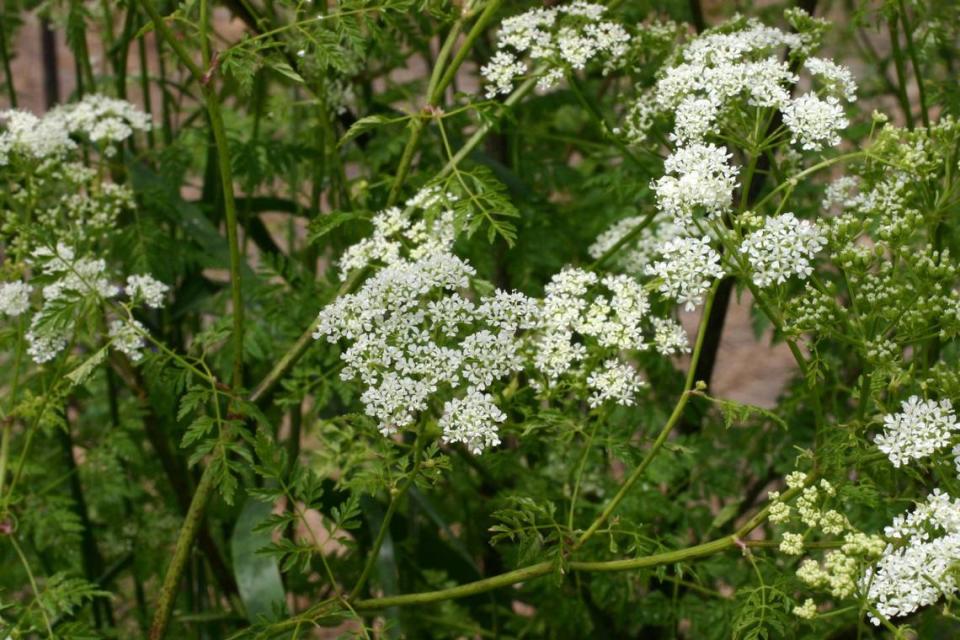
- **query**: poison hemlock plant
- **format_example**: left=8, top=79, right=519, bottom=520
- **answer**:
left=3, top=0, right=960, bottom=638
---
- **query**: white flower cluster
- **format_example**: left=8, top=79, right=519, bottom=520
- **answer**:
left=109, top=319, right=147, bottom=362
left=49, top=94, right=151, bottom=150
left=337, top=187, right=457, bottom=279
left=0, top=281, right=32, bottom=317
left=874, top=396, right=960, bottom=468
left=586, top=359, right=646, bottom=408
left=317, top=187, right=695, bottom=451
left=314, top=191, right=534, bottom=453
left=439, top=389, right=507, bottom=453
left=646, top=236, right=724, bottom=311
left=647, top=16, right=855, bottom=150
left=863, top=489, right=960, bottom=625
left=805, top=57, right=857, bottom=103
left=782, top=94, right=848, bottom=151
left=0, top=110, right=75, bottom=165
left=651, top=316, right=690, bottom=356
left=740, top=212, right=826, bottom=287
left=534, top=269, right=651, bottom=388
left=11, top=243, right=168, bottom=365
left=33, top=244, right=119, bottom=301
left=587, top=214, right=684, bottom=274
left=1, top=95, right=150, bottom=165
left=652, top=143, right=739, bottom=226
left=126, top=274, right=169, bottom=309
left=481, top=3, right=629, bottom=98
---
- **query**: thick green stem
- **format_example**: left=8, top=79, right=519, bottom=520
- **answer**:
left=140, top=2, right=246, bottom=636
left=574, top=280, right=720, bottom=550
left=148, top=463, right=217, bottom=640
left=897, top=0, right=929, bottom=129
left=887, top=14, right=915, bottom=130
left=568, top=417, right=601, bottom=530
left=341, top=481, right=808, bottom=613
left=205, top=94, right=246, bottom=388
left=431, top=0, right=503, bottom=103
left=354, top=561, right=553, bottom=611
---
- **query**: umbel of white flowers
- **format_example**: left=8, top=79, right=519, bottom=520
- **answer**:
left=1, top=93, right=151, bottom=164
left=1, top=243, right=170, bottom=364
left=480, top=2, right=629, bottom=98
left=313, top=188, right=690, bottom=454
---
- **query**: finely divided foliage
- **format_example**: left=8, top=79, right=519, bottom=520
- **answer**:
left=3, top=0, right=960, bottom=638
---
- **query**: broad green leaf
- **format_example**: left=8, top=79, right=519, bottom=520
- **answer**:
left=231, top=497, right=288, bottom=622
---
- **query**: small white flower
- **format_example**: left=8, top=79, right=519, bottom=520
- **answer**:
left=646, top=236, right=724, bottom=311
left=126, top=274, right=169, bottom=309
left=651, top=316, right=690, bottom=356
left=586, top=359, right=646, bottom=408
left=26, top=320, right=68, bottom=364
left=109, top=318, right=147, bottom=362
left=481, top=51, right=527, bottom=99
left=875, top=396, right=959, bottom=468
left=740, top=212, right=826, bottom=287
left=785, top=471, right=808, bottom=489
left=782, top=94, right=848, bottom=151
left=768, top=500, right=792, bottom=524
left=793, top=598, right=817, bottom=620
left=439, top=388, right=507, bottom=454
left=804, top=57, right=857, bottom=102
left=780, top=532, right=804, bottom=555
left=0, top=281, right=32, bottom=316
left=652, top=144, right=739, bottom=225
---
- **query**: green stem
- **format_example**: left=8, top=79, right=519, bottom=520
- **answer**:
left=141, top=2, right=246, bottom=637
left=438, top=74, right=538, bottom=176
left=0, top=421, right=10, bottom=502
left=431, top=0, right=503, bottom=103
left=568, top=417, right=600, bottom=530
left=385, top=0, right=503, bottom=206
left=387, top=118, right=426, bottom=207
left=887, top=13, right=915, bottom=130
left=573, top=279, right=720, bottom=550
left=566, top=72, right=639, bottom=164
left=353, top=560, right=554, bottom=611
left=148, top=462, right=217, bottom=640
left=347, top=477, right=807, bottom=613
left=349, top=423, right=430, bottom=599
left=137, top=0, right=204, bottom=81
left=750, top=151, right=865, bottom=212
left=0, top=317, right=24, bottom=501
left=10, top=535, right=54, bottom=637
left=897, top=0, right=929, bottom=129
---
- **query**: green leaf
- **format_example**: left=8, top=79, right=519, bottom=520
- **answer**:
left=180, top=415, right=216, bottom=448
left=231, top=497, right=288, bottom=622
left=338, top=114, right=408, bottom=148
left=269, top=60, right=305, bottom=85
left=308, top=210, right=367, bottom=245
left=65, top=346, right=108, bottom=388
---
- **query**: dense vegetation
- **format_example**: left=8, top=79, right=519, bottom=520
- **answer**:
left=4, top=0, right=960, bottom=637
